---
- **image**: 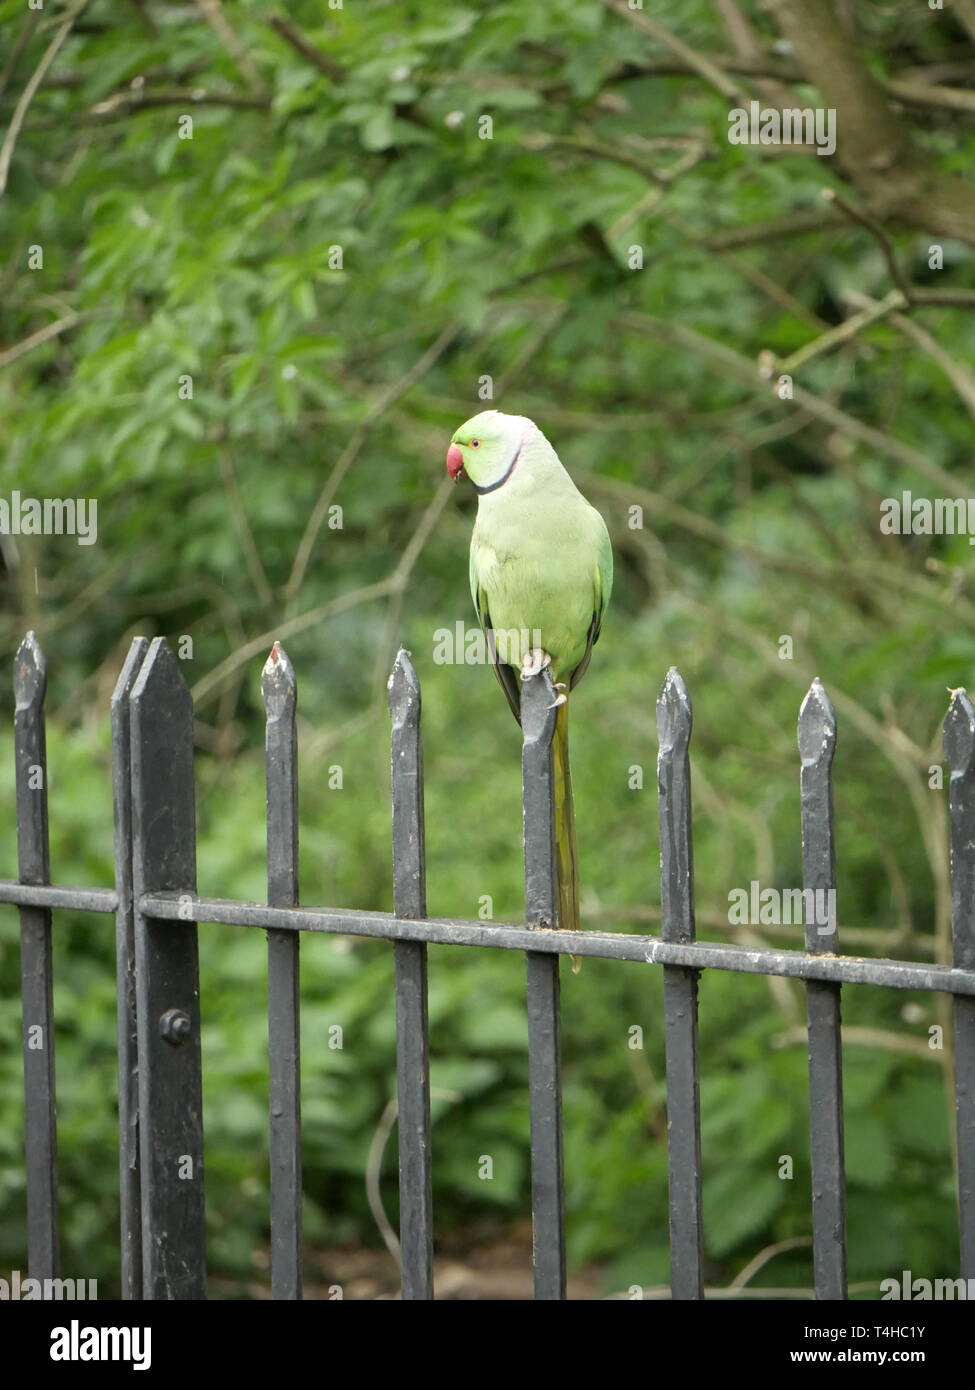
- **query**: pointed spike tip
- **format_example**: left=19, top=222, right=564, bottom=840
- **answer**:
left=129, top=637, right=193, bottom=711
left=387, top=648, right=421, bottom=727
left=14, top=631, right=46, bottom=710
left=110, top=635, right=149, bottom=709
left=261, top=641, right=296, bottom=717
left=944, top=687, right=975, bottom=776
left=656, top=666, right=691, bottom=752
left=798, top=677, right=837, bottom=766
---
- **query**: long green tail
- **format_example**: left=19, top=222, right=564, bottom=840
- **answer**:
left=553, top=699, right=580, bottom=940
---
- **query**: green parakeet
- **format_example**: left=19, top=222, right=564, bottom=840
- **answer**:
left=446, top=409, right=613, bottom=955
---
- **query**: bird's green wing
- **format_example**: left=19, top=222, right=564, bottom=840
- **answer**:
left=568, top=516, right=613, bottom=691
left=470, top=543, right=522, bottom=722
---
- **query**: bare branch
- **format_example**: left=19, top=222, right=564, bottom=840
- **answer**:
left=85, top=86, right=268, bottom=120
left=948, top=0, right=975, bottom=47
left=0, top=11, right=41, bottom=103
left=711, top=0, right=796, bottom=107
left=664, top=213, right=829, bottom=331
left=191, top=579, right=396, bottom=705
left=197, top=0, right=267, bottom=96
left=885, top=77, right=975, bottom=115
left=219, top=450, right=274, bottom=609
left=0, top=310, right=101, bottom=370
left=616, top=310, right=964, bottom=495
left=765, top=0, right=975, bottom=245
left=0, top=0, right=90, bottom=199
left=521, top=131, right=667, bottom=184
left=769, top=289, right=907, bottom=377
left=909, top=287, right=975, bottom=308
left=705, top=209, right=841, bottom=250
left=844, top=289, right=975, bottom=421
left=267, top=14, right=345, bottom=83
left=820, top=187, right=915, bottom=302
left=284, top=322, right=462, bottom=605
left=600, top=0, right=747, bottom=103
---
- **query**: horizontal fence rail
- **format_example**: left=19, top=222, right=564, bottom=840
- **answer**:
left=3, top=629, right=975, bottom=1300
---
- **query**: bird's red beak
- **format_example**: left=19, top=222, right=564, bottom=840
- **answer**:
left=446, top=442, right=466, bottom=480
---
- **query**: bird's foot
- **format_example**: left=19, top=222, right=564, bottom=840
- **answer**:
left=546, top=680, right=567, bottom=710
left=520, top=648, right=553, bottom=681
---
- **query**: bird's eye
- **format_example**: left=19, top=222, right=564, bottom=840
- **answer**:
left=470, top=438, right=480, bottom=448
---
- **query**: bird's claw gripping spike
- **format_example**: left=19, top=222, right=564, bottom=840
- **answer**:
left=520, top=648, right=553, bottom=681
left=546, top=692, right=568, bottom=710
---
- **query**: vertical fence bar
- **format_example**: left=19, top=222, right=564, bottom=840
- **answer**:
left=14, top=631, right=59, bottom=1280
left=111, top=635, right=149, bottom=1300
left=387, top=650, right=434, bottom=1299
left=944, top=688, right=975, bottom=1278
left=130, top=637, right=206, bottom=1299
left=521, top=668, right=565, bottom=1300
left=262, top=642, right=302, bottom=1300
left=656, top=667, right=704, bottom=1299
left=798, top=678, right=846, bottom=1299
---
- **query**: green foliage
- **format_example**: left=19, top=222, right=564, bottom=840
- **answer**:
left=1, top=0, right=974, bottom=1298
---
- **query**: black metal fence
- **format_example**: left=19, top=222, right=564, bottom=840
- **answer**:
left=4, top=629, right=975, bottom=1300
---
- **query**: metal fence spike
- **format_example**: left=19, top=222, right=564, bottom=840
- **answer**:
left=262, top=641, right=296, bottom=722
left=111, top=636, right=150, bottom=1301
left=656, top=666, right=691, bottom=754
left=263, top=639, right=301, bottom=1300
left=129, top=634, right=205, bottom=1299
left=798, top=678, right=837, bottom=768
left=388, top=647, right=434, bottom=1299
left=388, top=648, right=421, bottom=729
left=520, top=662, right=565, bottom=1299
left=14, top=625, right=58, bottom=1281
left=656, top=664, right=702, bottom=1299
left=944, top=688, right=975, bottom=775
left=14, top=631, right=46, bottom=711
left=798, top=673, right=846, bottom=1299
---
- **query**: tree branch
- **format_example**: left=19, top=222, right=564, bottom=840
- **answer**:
left=616, top=310, right=964, bottom=495
left=885, top=77, right=975, bottom=115
left=844, top=289, right=975, bottom=421
left=85, top=86, right=268, bottom=120
left=283, top=322, right=462, bottom=606
left=0, top=0, right=90, bottom=199
left=820, top=187, right=915, bottom=301
left=191, top=581, right=396, bottom=706
left=767, top=289, right=907, bottom=377
left=267, top=14, right=345, bottom=84
left=0, top=11, right=41, bottom=103
left=197, top=0, right=267, bottom=97
left=948, top=0, right=975, bottom=47
left=711, top=0, right=796, bottom=108
left=0, top=310, right=100, bottom=370
left=765, top=0, right=975, bottom=245
left=705, top=209, right=841, bottom=250
left=600, top=0, right=747, bottom=103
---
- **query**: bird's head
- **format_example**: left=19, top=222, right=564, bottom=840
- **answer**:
left=446, top=410, right=531, bottom=493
